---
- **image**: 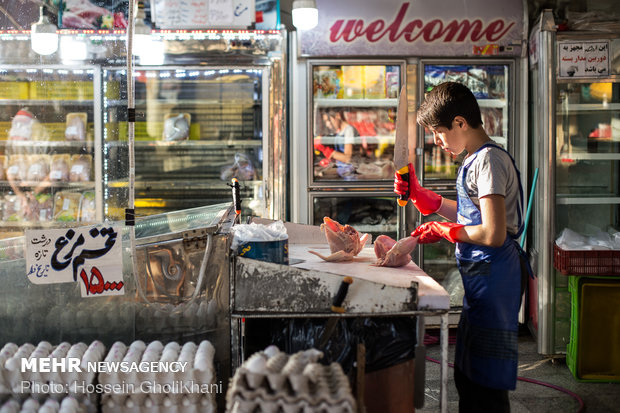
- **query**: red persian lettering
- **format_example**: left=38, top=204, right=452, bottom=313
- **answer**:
left=79, top=267, right=124, bottom=296
left=328, top=2, right=515, bottom=44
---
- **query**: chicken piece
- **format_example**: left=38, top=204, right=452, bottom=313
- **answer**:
left=309, top=217, right=369, bottom=262
left=373, top=235, right=418, bottom=267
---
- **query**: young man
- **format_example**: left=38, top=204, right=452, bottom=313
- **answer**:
left=394, top=82, right=529, bottom=412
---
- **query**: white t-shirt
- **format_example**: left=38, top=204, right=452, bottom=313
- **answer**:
left=462, top=145, right=521, bottom=236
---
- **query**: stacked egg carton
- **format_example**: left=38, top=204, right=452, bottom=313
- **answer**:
left=99, top=340, right=216, bottom=413
left=135, top=300, right=218, bottom=336
left=0, top=342, right=103, bottom=411
left=0, top=396, right=85, bottom=413
left=226, top=347, right=356, bottom=413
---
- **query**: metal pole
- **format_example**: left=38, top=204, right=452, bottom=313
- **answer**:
left=439, top=312, right=449, bottom=413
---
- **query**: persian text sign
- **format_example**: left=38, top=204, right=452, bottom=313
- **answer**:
left=558, top=41, right=610, bottom=78
left=26, top=226, right=124, bottom=298
left=300, top=0, right=524, bottom=57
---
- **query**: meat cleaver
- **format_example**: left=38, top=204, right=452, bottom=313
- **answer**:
left=394, top=84, right=410, bottom=207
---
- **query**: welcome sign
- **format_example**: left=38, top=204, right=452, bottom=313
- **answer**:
left=299, top=0, right=525, bottom=57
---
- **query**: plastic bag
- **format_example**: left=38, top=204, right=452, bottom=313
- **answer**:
left=555, top=227, right=620, bottom=250
left=231, top=220, right=288, bottom=250
left=162, top=113, right=190, bottom=141
left=220, top=153, right=256, bottom=181
left=8, top=109, right=36, bottom=141
left=266, top=317, right=416, bottom=374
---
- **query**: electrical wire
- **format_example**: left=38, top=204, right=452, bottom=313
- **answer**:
left=423, top=333, right=585, bottom=413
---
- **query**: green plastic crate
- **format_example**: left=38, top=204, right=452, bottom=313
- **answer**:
left=567, top=276, right=620, bottom=382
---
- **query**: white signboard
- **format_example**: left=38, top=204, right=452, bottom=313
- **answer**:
left=558, top=41, right=610, bottom=78
left=153, top=0, right=253, bottom=29
left=299, top=0, right=524, bottom=57
left=26, top=226, right=124, bottom=298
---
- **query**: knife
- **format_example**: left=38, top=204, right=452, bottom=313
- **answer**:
left=394, top=84, right=410, bottom=207
left=318, top=276, right=353, bottom=349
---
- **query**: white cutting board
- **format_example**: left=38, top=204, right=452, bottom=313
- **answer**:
left=289, top=244, right=450, bottom=310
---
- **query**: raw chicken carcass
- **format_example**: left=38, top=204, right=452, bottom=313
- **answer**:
left=309, top=217, right=369, bottom=262
left=373, top=235, right=418, bottom=267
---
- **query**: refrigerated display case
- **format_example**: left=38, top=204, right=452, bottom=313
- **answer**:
left=102, top=63, right=280, bottom=218
left=0, top=65, right=103, bottom=238
left=421, top=63, right=513, bottom=181
left=413, top=61, right=519, bottom=312
left=302, top=61, right=405, bottom=239
left=529, top=10, right=620, bottom=354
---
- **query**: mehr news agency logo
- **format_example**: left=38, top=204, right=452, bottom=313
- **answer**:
left=19, top=358, right=223, bottom=395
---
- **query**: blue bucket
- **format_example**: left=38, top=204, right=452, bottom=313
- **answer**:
left=237, top=238, right=289, bottom=264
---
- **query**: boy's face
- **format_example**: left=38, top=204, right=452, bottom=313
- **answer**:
left=428, top=118, right=467, bottom=155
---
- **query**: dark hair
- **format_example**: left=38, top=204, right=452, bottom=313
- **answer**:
left=416, top=82, right=483, bottom=130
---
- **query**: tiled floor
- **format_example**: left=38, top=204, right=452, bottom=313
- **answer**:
left=417, top=332, right=620, bottom=413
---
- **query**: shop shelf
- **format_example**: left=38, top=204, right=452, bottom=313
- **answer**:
left=560, top=103, right=620, bottom=113
left=555, top=196, right=620, bottom=205
left=567, top=276, right=620, bottom=382
left=554, top=243, right=620, bottom=276
left=476, top=98, right=507, bottom=108
left=0, top=140, right=94, bottom=149
left=0, top=180, right=95, bottom=189
left=0, top=99, right=93, bottom=106
left=314, top=98, right=398, bottom=108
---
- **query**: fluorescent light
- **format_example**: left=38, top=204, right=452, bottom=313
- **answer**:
left=292, top=0, right=318, bottom=31
left=31, top=6, right=58, bottom=55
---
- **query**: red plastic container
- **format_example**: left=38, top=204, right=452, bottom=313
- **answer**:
left=553, top=243, right=620, bottom=276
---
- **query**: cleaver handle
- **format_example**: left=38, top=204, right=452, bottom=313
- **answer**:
left=397, top=165, right=410, bottom=207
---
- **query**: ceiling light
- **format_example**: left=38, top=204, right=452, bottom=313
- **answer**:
left=31, top=6, right=58, bottom=55
left=292, top=0, right=318, bottom=31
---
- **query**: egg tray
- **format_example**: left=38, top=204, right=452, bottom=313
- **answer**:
left=0, top=394, right=91, bottom=413
left=226, top=348, right=356, bottom=413
left=101, top=393, right=216, bottom=413
left=0, top=341, right=105, bottom=398
left=97, top=340, right=216, bottom=390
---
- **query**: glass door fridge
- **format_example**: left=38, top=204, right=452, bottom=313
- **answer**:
left=529, top=11, right=620, bottom=354
left=101, top=30, right=287, bottom=220
left=307, top=61, right=406, bottom=238
left=414, top=60, right=517, bottom=311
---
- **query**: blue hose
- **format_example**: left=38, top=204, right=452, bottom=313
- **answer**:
left=520, top=168, right=539, bottom=249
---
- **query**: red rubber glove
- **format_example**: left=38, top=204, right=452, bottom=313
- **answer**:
left=411, top=222, right=464, bottom=244
left=394, top=163, right=442, bottom=215
left=314, top=137, right=335, bottom=159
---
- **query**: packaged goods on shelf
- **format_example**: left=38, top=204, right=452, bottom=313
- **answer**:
left=364, top=66, right=387, bottom=99
left=78, top=191, right=96, bottom=222
left=0, top=155, right=6, bottom=180
left=220, top=153, right=257, bottom=181
left=385, top=69, right=400, bottom=99
left=26, top=154, right=50, bottom=182
left=162, top=113, right=191, bottom=141
left=69, top=155, right=92, bottom=182
left=2, top=195, right=23, bottom=222
left=8, top=109, right=36, bottom=141
left=313, top=66, right=343, bottom=99
left=28, top=81, right=93, bottom=101
left=50, top=155, right=71, bottom=182
left=6, top=155, right=28, bottom=182
left=227, top=346, right=356, bottom=413
left=342, top=66, right=365, bottom=99
left=482, top=107, right=503, bottom=137
left=65, top=113, right=88, bottom=142
left=53, top=191, right=82, bottom=222
left=30, top=193, right=53, bottom=222
left=0, top=81, right=29, bottom=100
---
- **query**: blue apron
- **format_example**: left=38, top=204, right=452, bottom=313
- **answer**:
left=454, top=142, right=530, bottom=390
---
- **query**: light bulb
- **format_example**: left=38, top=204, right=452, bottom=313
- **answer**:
left=292, top=0, right=318, bottom=31
left=31, top=6, right=58, bottom=55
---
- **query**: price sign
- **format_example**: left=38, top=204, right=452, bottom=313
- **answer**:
left=26, top=226, right=124, bottom=298
left=558, top=41, right=610, bottom=78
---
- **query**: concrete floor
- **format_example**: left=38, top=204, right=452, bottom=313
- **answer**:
left=418, top=331, right=620, bottom=413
